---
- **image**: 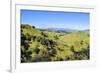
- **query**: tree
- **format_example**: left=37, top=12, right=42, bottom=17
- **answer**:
left=70, top=45, right=75, bottom=52
left=33, top=48, right=40, bottom=54
left=32, top=25, right=35, bottom=28
left=41, top=32, right=48, bottom=37
left=80, top=40, right=84, bottom=45
left=54, top=35, right=59, bottom=40
left=48, top=49, right=57, bottom=57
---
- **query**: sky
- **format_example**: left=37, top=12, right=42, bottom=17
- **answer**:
left=21, top=9, right=90, bottom=30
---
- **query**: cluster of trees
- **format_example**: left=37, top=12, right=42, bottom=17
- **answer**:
left=21, top=32, right=32, bottom=62
left=69, top=45, right=89, bottom=60
left=21, top=25, right=58, bottom=62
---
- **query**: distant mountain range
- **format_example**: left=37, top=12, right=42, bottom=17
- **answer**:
left=40, top=27, right=89, bottom=33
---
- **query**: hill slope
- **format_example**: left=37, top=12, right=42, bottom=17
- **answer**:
left=21, top=24, right=90, bottom=63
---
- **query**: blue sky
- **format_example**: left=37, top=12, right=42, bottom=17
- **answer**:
left=21, top=10, right=90, bottom=30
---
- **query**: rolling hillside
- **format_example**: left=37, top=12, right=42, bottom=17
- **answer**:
left=21, top=24, right=90, bottom=63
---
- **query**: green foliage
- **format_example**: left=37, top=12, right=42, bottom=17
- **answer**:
left=21, top=24, right=90, bottom=63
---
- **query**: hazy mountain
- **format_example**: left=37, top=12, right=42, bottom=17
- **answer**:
left=46, top=28, right=79, bottom=32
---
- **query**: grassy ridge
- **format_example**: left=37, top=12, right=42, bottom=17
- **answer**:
left=21, top=24, right=90, bottom=63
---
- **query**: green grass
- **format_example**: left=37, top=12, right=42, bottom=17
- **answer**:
left=21, top=24, right=90, bottom=62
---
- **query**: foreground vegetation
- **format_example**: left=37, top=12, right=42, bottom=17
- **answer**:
left=21, top=24, right=90, bottom=63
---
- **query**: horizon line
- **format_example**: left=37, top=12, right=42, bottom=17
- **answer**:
left=21, top=24, right=89, bottom=31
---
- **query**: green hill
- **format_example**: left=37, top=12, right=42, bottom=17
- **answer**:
left=21, top=24, right=90, bottom=63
